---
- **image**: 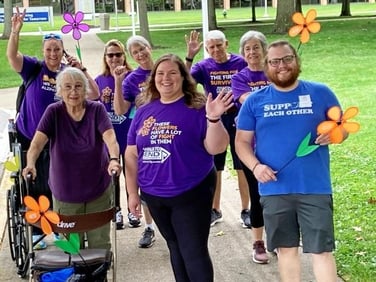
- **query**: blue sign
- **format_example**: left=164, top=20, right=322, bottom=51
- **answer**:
left=0, top=7, right=52, bottom=24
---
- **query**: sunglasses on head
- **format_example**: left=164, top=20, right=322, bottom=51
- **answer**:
left=43, top=33, right=63, bottom=41
left=106, top=53, right=123, bottom=58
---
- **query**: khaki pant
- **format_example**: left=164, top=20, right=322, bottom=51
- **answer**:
left=53, top=185, right=113, bottom=249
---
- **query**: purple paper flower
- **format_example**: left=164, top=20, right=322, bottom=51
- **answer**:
left=61, top=11, right=89, bottom=40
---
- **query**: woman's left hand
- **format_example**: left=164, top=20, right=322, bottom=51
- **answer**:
left=206, top=89, right=234, bottom=119
left=65, top=54, right=83, bottom=69
left=108, top=160, right=122, bottom=176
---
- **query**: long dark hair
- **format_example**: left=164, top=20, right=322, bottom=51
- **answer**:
left=140, top=54, right=206, bottom=109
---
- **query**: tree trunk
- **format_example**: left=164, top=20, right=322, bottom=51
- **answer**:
left=138, top=0, right=153, bottom=47
left=296, top=0, right=302, bottom=13
left=251, top=0, right=257, bottom=22
left=1, top=0, right=13, bottom=39
left=208, top=0, right=217, bottom=30
left=273, top=0, right=294, bottom=34
left=340, top=0, right=352, bottom=16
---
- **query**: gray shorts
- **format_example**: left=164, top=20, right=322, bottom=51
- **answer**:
left=260, top=194, right=335, bottom=254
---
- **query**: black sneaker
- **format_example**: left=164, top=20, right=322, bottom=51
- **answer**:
left=116, top=210, right=125, bottom=230
left=210, top=209, right=223, bottom=227
left=240, top=209, right=251, bottom=228
left=128, top=212, right=141, bottom=228
left=138, top=227, right=155, bottom=248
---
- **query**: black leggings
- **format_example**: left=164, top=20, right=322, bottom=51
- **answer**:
left=241, top=161, right=264, bottom=228
left=141, top=168, right=216, bottom=282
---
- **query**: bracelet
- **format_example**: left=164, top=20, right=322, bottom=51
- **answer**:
left=252, top=162, right=261, bottom=173
left=185, top=57, right=193, bottom=62
left=109, top=157, right=120, bottom=162
left=81, top=67, right=87, bottom=72
left=206, top=117, right=221, bottom=123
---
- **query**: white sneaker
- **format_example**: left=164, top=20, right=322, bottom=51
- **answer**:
left=127, top=212, right=141, bottom=228
left=116, top=210, right=125, bottom=230
left=32, top=235, right=47, bottom=250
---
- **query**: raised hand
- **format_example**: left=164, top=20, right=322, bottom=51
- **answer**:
left=113, top=65, right=129, bottom=81
left=206, top=90, right=234, bottom=120
left=185, top=30, right=203, bottom=59
left=11, top=6, right=26, bottom=33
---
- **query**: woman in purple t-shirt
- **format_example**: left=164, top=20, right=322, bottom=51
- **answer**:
left=114, top=35, right=156, bottom=246
left=23, top=67, right=121, bottom=249
left=232, top=30, right=271, bottom=264
left=125, top=54, right=232, bottom=281
left=95, top=39, right=133, bottom=230
left=7, top=7, right=99, bottom=249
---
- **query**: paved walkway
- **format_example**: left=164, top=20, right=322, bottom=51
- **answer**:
left=0, top=31, right=343, bottom=281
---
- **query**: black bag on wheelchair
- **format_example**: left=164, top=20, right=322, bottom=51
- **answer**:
left=32, top=249, right=112, bottom=282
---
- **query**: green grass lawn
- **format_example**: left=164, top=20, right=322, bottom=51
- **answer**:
left=1, top=3, right=375, bottom=281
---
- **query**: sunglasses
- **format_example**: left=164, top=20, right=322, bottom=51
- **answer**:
left=106, top=53, right=123, bottom=58
left=43, top=33, right=63, bottom=41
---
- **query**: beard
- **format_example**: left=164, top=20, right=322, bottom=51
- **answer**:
left=266, top=65, right=300, bottom=88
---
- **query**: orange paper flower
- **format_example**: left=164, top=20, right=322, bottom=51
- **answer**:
left=317, top=106, right=360, bottom=144
left=289, top=9, right=321, bottom=44
left=24, top=195, right=60, bottom=235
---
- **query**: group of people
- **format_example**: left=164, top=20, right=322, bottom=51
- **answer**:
left=8, top=6, right=344, bottom=282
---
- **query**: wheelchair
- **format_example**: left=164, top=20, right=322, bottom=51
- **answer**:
left=6, top=124, right=32, bottom=278
left=5, top=119, right=118, bottom=281
left=26, top=173, right=118, bottom=282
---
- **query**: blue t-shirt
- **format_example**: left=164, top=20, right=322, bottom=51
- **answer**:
left=237, top=80, right=340, bottom=196
left=127, top=97, right=214, bottom=197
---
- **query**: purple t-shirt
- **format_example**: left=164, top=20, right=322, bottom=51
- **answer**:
left=190, top=54, right=247, bottom=98
left=231, top=68, right=270, bottom=107
left=16, top=56, right=64, bottom=140
left=231, top=67, right=270, bottom=148
left=122, top=67, right=151, bottom=118
left=127, top=97, right=214, bottom=197
left=37, top=100, right=113, bottom=203
left=95, top=74, right=132, bottom=152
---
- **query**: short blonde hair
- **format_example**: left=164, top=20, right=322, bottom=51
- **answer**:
left=101, top=39, right=132, bottom=76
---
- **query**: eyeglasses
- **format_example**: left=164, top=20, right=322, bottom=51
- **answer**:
left=268, top=55, right=295, bottom=67
left=106, top=53, right=123, bottom=58
left=131, top=46, right=147, bottom=57
left=43, top=33, right=63, bottom=41
left=62, top=84, right=84, bottom=92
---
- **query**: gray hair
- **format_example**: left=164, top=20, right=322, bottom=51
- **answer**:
left=239, top=30, right=268, bottom=56
left=205, top=30, right=226, bottom=45
left=125, top=35, right=151, bottom=54
left=56, top=67, right=89, bottom=96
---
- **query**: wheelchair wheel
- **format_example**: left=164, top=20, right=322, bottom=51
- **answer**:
left=6, top=188, right=17, bottom=261
left=14, top=212, right=28, bottom=266
left=15, top=213, right=30, bottom=278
